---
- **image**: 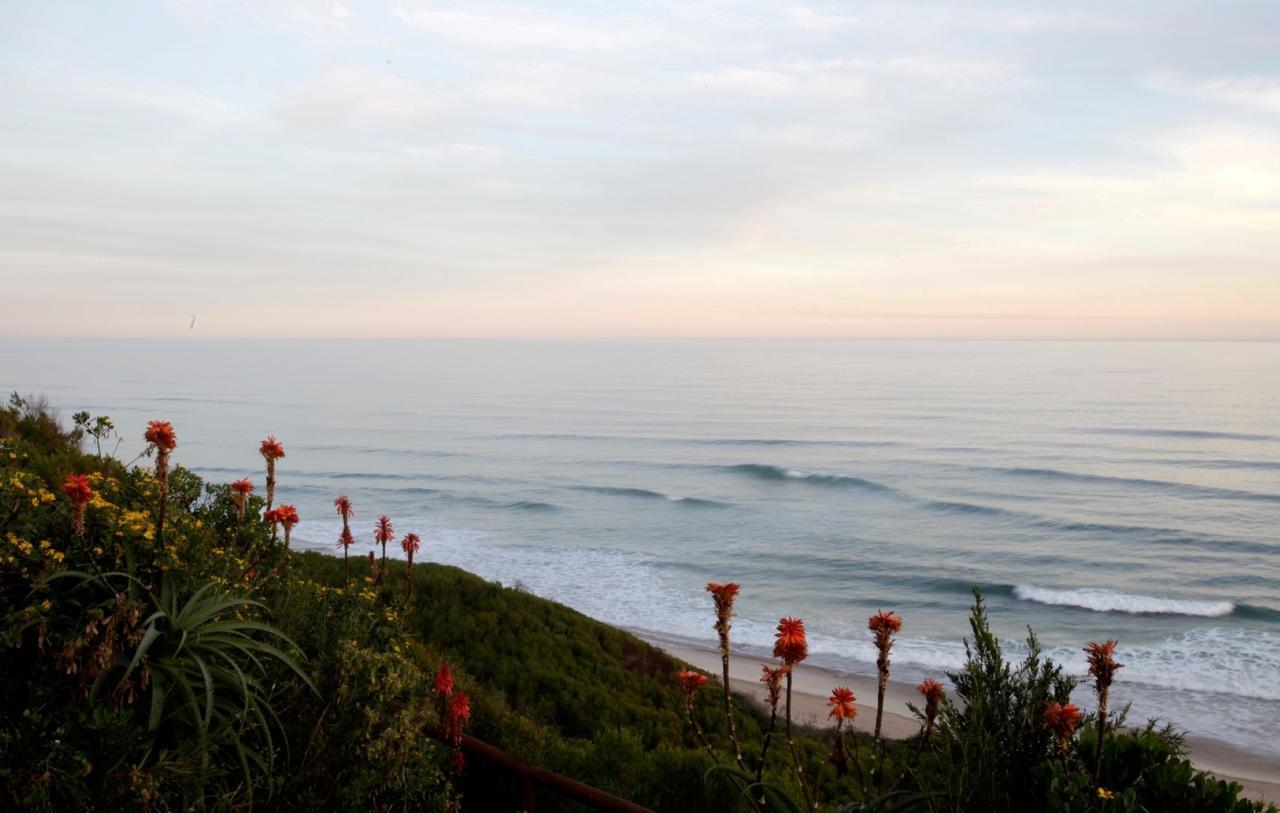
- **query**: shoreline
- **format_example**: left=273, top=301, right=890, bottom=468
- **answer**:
left=656, top=640, right=1280, bottom=804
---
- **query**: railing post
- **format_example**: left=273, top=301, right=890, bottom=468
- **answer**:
left=521, top=775, right=537, bottom=812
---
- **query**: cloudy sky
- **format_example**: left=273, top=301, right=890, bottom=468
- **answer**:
left=3, top=1, right=1279, bottom=337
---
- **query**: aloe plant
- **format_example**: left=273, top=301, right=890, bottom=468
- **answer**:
left=52, top=570, right=318, bottom=801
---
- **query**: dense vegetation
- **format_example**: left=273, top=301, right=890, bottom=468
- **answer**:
left=0, top=394, right=1272, bottom=812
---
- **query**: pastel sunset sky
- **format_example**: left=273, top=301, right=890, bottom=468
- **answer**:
left=3, top=1, right=1279, bottom=337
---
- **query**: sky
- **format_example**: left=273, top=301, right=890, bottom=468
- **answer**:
left=2, top=1, right=1279, bottom=338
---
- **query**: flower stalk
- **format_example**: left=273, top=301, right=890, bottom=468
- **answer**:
left=374, top=516, right=394, bottom=584
left=401, top=532, right=420, bottom=601
left=334, top=495, right=354, bottom=583
left=773, top=616, right=813, bottom=810
left=144, top=421, right=176, bottom=546
left=706, top=582, right=747, bottom=772
left=1085, top=640, right=1123, bottom=787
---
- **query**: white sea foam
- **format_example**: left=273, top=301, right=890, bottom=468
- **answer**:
left=1014, top=585, right=1235, bottom=617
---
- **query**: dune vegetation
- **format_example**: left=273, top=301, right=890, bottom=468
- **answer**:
left=0, top=394, right=1271, bottom=812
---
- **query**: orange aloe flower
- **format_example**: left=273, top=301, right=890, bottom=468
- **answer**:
left=827, top=686, right=857, bottom=722
left=1085, top=640, right=1123, bottom=784
left=62, top=474, right=94, bottom=537
left=773, top=617, right=808, bottom=665
left=145, top=420, right=177, bottom=543
left=401, top=532, right=420, bottom=556
left=917, top=677, right=945, bottom=736
left=144, top=420, right=176, bottom=451
left=676, top=669, right=708, bottom=697
left=869, top=609, right=903, bottom=742
left=259, top=435, right=285, bottom=461
left=277, top=504, right=299, bottom=549
left=259, top=436, right=285, bottom=511
left=62, top=474, right=93, bottom=506
left=435, top=663, right=454, bottom=698
left=230, top=478, right=254, bottom=523
left=334, top=494, right=353, bottom=521
left=337, top=527, right=355, bottom=550
left=374, top=515, right=394, bottom=582
left=760, top=665, right=789, bottom=712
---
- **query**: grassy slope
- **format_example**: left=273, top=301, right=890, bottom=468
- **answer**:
left=295, top=551, right=860, bottom=812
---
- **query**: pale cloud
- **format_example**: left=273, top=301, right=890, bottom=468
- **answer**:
left=1, top=0, right=1277, bottom=337
left=1146, top=72, right=1280, bottom=114
left=163, top=0, right=354, bottom=32
left=391, top=4, right=647, bottom=51
left=277, top=65, right=441, bottom=127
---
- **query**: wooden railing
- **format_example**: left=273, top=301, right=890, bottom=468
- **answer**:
left=458, top=732, right=655, bottom=813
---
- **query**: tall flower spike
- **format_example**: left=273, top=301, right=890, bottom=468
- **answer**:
left=62, top=474, right=94, bottom=537
left=230, top=479, right=254, bottom=524
left=1085, top=640, right=1123, bottom=786
left=675, top=669, right=718, bottom=763
left=145, top=420, right=177, bottom=547
left=705, top=582, right=747, bottom=771
left=444, top=690, right=472, bottom=768
left=773, top=615, right=813, bottom=806
left=917, top=678, right=945, bottom=738
left=756, top=665, right=791, bottom=784
left=760, top=665, right=788, bottom=714
left=334, top=495, right=354, bottom=582
left=374, top=516, right=394, bottom=583
left=868, top=610, right=902, bottom=744
left=401, top=532, right=421, bottom=600
left=259, top=436, right=285, bottom=511
left=827, top=686, right=857, bottom=777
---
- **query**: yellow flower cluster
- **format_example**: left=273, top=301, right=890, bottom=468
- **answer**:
left=4, top=471, right=56, bottom=508
left=2, top=531, right=65, bottom=565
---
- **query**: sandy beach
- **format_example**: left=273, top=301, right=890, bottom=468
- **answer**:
left=662, top=643, right=1280, bottom=804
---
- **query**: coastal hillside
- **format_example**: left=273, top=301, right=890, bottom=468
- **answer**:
left=0, top=397, right=1272, bottom=812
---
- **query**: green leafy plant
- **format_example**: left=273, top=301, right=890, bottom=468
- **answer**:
left=49, top=570, right=317, bottom=800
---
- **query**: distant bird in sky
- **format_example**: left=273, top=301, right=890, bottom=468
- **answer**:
left=190, top=314, right=196, bottom=330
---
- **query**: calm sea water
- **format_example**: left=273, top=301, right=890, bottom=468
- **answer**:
left=4, top=339, right=1278, bottom=756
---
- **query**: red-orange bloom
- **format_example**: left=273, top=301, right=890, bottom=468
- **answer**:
left=334, top=495, right=353, bottom=520
left=337, top=527, right=355, bottom=550
left=144, top=420, right=177, bottom=450
left=868, top=610, right=903, bottom=636
left=828, top=687, right=857, bottom=722
left=773, top=617, right=808, bottom=665
left=449, top=692, right=471, bottom=725
left=259, top=436, right=285, bottom=461
left=760, top=665, right=790, bottom=710
left=277, top=504, right=299, bottom=530
left=676, top=670, right=709, bottom=696
left=62, top=474, right=94, bottom=506
left=230, top=478, right=254, bottom=497
left=918, top=678, right=945, bottom=733
left=705, top=581, right=740, bottom=605
left=435, top=663, right=454, bottom=697
left=445, top=690, right=472, bottom=754
left=263, top=508, right=280, bottom=524
left=917, top=678, right=945, bottom=704
left=1084, top=640, right=1123, bottom=686
left=401, top=532, right=421, bottom=556
left=1043, top=701, right=1083, bottom=738
left=375, top=515, right=395, bottom=544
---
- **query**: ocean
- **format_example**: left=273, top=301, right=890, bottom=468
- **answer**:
left=4, top=338, right=1278, bottom=756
